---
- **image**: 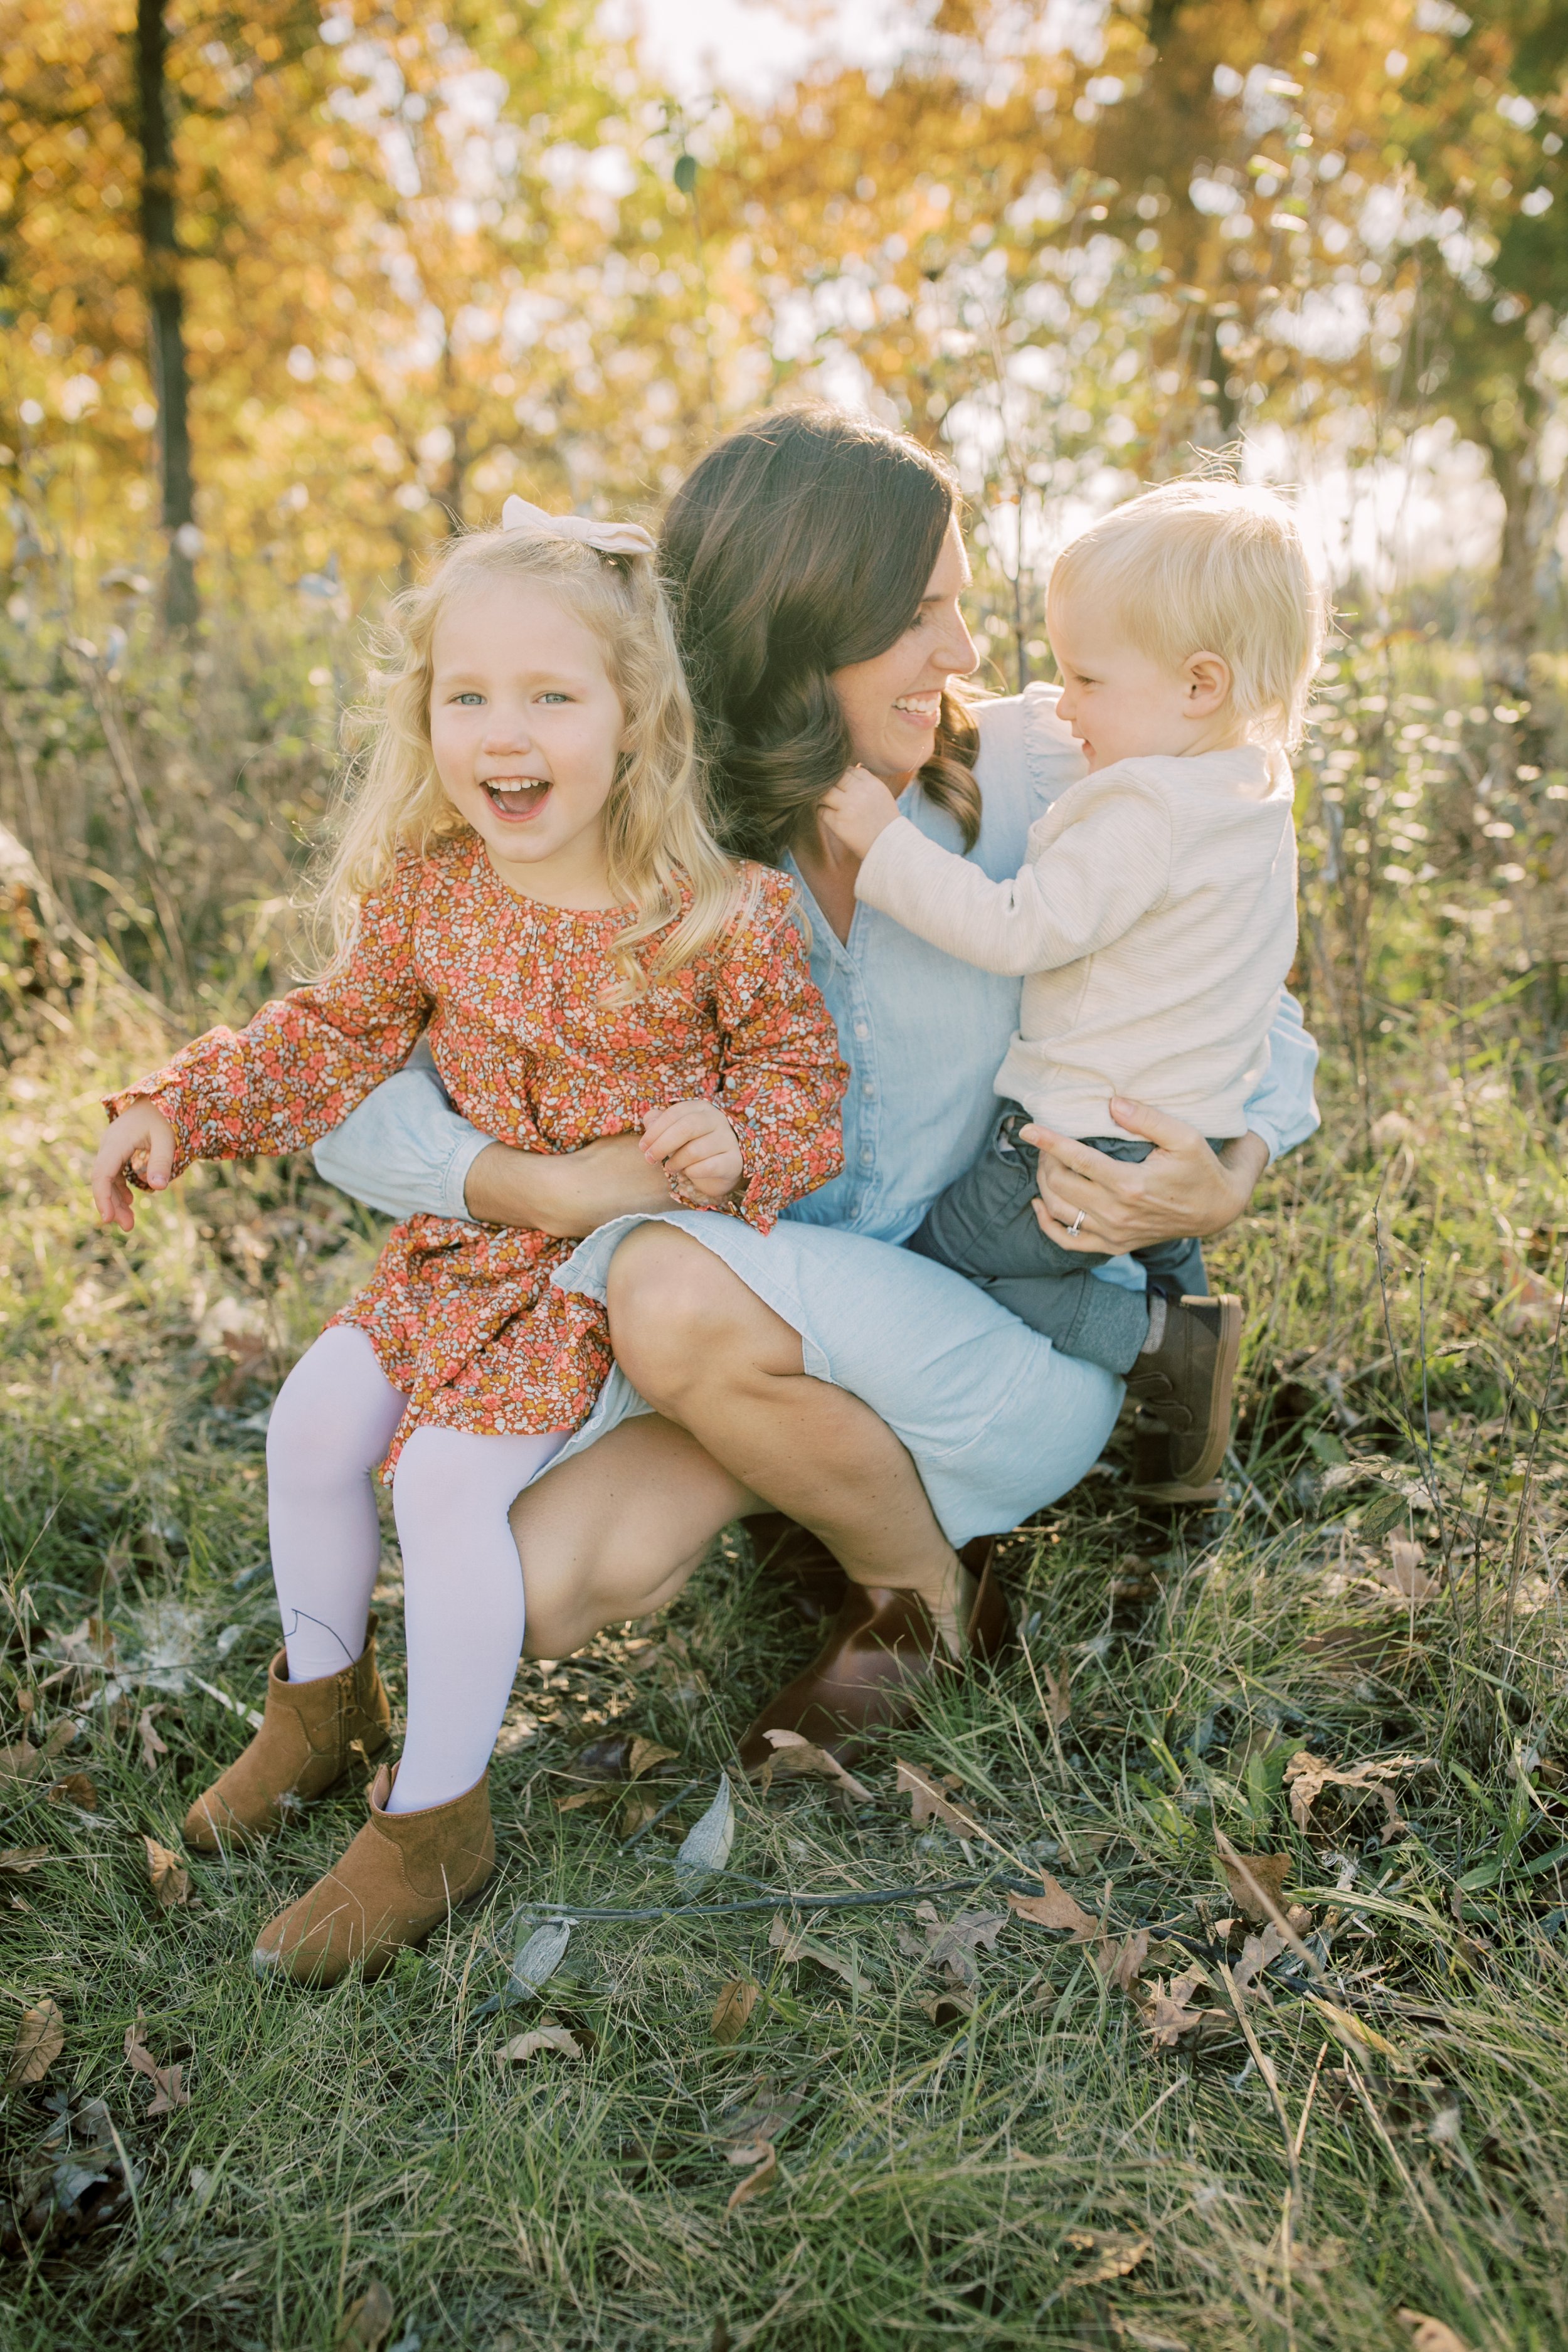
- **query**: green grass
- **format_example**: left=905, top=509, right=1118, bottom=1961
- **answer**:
left=3, top=632, right=1568, bottom=2347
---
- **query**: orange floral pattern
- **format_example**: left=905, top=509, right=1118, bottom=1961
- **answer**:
left=108, top=839, right=845, bottom=1461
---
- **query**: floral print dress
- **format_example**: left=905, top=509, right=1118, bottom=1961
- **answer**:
left=108, top=839, right=846, bottom=1464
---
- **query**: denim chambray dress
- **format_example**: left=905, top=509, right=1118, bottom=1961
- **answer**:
left=313, top=686, right=1319, bottom=1541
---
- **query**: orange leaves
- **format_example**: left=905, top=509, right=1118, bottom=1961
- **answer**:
left=1284, top=1750, right=1429, bottom=1840
left=756, top=1730, right=872, bottom=1804
left=142, top=1837, right=191, bottom=1909
left=499, top=2025, right=583, bottom=2063
left=1144, top=1969, right=1210, bottom=2050
left=1219, top=1851, right=1293, bottom=1925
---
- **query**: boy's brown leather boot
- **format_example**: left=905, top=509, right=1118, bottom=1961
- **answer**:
left=183, top=1619, right=391, bottom=1854
left=250, top=1762, right=494, bottom=1986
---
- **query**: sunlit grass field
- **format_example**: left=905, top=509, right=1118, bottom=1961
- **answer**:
left=3, top=620, right=1568, bottom=2348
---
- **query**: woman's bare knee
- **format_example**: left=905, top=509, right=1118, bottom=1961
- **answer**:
left=607, top=1224, right=792, bottom=1406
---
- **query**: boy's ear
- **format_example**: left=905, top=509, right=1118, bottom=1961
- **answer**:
left=1182, top=650, right=1232, bottom=716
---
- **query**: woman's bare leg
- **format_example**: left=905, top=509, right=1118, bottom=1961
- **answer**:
left=605, top=1224, right=970, bottom=1643
left=511, top=1412, right=758, bottom=1659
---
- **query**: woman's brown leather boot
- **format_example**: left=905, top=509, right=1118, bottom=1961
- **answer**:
left=736, top=1539, right=1009, bottom=1769
left=183, top=1618, right=391, bottom=1854
left=251, top=1762, right=494, bottom=1986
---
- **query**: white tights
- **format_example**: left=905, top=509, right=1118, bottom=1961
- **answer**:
left=264, top=1325, right=566, bottom=1814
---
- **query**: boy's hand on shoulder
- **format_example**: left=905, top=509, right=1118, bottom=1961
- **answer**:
left=819, top=765, right=901, bottom=857
left=92, top=1103, right=177, bottom=1232
left=640, top=1099, right=743, bottom=1203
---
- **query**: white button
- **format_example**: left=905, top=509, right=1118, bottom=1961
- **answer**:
left=861, top=1081, right=875, bottom=1097
left=854, top=1021, right=869, bottom=1039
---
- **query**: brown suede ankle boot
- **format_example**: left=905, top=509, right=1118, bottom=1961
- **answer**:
left=183, top=1618, right=391, bottom=1855
left=251, top=1762, right=494, bottom=1986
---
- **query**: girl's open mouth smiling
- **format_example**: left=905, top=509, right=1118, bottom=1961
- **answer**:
left=482, top=779, right=552, bottom=819
left=893, top=692, right=943, bottom=729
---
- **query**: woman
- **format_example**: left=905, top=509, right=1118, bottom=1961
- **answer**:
left=314, top=410, right=1317, bottom=1758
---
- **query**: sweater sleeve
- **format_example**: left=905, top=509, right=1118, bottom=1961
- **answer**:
left=705, top=869, right=847, bottom=1231
left=104, top=862, right=434, bottom=1180
left=852, top=778, right=1174, bottom=977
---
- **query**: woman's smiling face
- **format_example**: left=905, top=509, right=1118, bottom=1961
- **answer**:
left=828, top=515, right=977, bottom=787
left=428, top=576, right=627, bottom=904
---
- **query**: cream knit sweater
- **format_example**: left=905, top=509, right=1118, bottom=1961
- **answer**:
left=852, top=744, right=1298, bottom=1140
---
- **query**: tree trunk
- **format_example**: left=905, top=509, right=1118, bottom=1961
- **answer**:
left=135, top=0, right=198, bottom=631
left=1485, top=380, right=1545, bottom=688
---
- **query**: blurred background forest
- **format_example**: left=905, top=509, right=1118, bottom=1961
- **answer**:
left=3, top=0, right=1567, bottom=1025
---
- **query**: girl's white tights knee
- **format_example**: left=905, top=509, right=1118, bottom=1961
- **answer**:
left=265, top=1326, right=565, bottom=1816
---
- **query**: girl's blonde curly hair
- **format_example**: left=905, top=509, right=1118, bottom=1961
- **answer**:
left=318, top=525, right=751, bottom=1000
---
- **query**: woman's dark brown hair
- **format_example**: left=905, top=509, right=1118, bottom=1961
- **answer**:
left=660, top=408, right=982, bottom=865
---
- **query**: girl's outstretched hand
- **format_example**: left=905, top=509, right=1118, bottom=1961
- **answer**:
left=640, top=1100, right=743, bottom=1203
left=92, top=1103, right=177, bottom=1232
left=819, top=765, right=901, bottom=857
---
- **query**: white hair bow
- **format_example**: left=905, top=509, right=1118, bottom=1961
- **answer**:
left=500, top=494, right=655, bottom=559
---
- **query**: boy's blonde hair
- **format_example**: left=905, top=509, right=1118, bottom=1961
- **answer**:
left=1048, top=478, right=1327, bottom=751
left=320, top=526, right=750, bottom=999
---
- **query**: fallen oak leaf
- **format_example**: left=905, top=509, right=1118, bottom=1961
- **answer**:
left=555, top=1786, right=616, bottom=1812
left=1090, top=1926, right=1150, bottom=1994
left=499, top=2025, right=582, bottom=2063
left=711, top=1979, right=760, bottom=2045
left=136, top=1707, right=168, bottom=1772
left=336, top=2278, right=396, bottom=2352
left=1144, top=1968, right=1209, bottom=2050
left=142, top=1837, right=190, bottom=1910
left=1232, top=1921, right=1290, bottom=2000
left=1284, top=1751, right=1430, bottom=1839
left=1006, top=1874, right=1098, bottom=1941
left=1040, top=1656, right=1071, bottom=1731
left=911, top=1902, right=1007, bottom=1988
left=894, top=1757, right=974, bottom=1836
left=724, top=2139, right=778, bottom=2214
left=627, top=1737, right=679, bottom=1781
left=46, top=1772, right=98, bottom=1811
left=0, top=1720, right=76, bottom=1788
left=6, top=2000, right=64, bottom=2088
left=124, top=2017, right=190, bottom=2118
left=1380, top=1539, right=1441, bottom=1603
left=756, top=1729, right=872, bottom=1803
left=1062, top=2228, right=1152, bottom=2286
left=1221, top=1851, right=1293, bottom=1926
left=0, top=1848, right=50, bottom=1877
left=919, top=1986, right=973, bottom=2024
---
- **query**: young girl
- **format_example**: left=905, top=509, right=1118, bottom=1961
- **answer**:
left=91, top=500, right=846, bottom=1984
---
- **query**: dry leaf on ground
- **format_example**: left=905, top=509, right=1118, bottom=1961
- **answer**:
left=1091, top=1926, right=1150, bottom=1993
left=0, top=1721, right=76, bottom=1788
left=919, top=1986, right=973, bottom=2023
left=555, top=1786, right=616, bottom=1812
left=1145, top=1969, right=1209, bottom=2049
left=768, top=1913, right=876, bottom=1993
left=620, top=1797, right=659, bottom=1840
left=1232, top=1921, right=1290, bottom=1999
left=125, top=2017, right=191, bottom=2117
left=756, top=1729, right=872, bottom=1803
left=500, top=2025, right=582, bottom=2063
left=902, top=1903, right=1007, bottom=1988
left=1063, top=2227, right=1152, bottom=2286
left=136, top=1707, right=168, bottom=1771
left=1040, top=1658, right=1071, bottom=1730
left=1285, top=1751, right=1429, bottom=1838
left=1221, top=1851, right=1293, bottom=1924
left=6, top=2000, right=64, bottom=2088
left=336, top=2279, right=396, bottom=2352
left=142, top=1837, right=190, bottom=1909
left=1397, top=2314, right=1471, bottom=2352
left=1006, top=1875, right=1098, bottom=1940
left=47, top=1772, right=98, bottom=1811
left=1377, top=1539, right=1442, bottom=1602
left=724, top=2140, right=778, bottom=2213
left=627, top=1737, right=679, bottom=1781
left=0, top=1848, right=50, bottom=1877
left=712, top=1979, right=760, bottom=2044
left=894, top=1757, right=977, bottom=1836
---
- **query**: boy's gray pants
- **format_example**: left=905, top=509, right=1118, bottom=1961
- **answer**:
left=906, top=1103, right=1210, bottom=1377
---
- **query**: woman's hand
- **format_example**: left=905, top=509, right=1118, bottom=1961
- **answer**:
left=819, top=765, right=901, bottom=859
left=641, top=1101, right=743, bottom=1202
left=463, top=1131, right=674, bottom=1236
left=92, top=1103, right=177, bottom=1232
left=1020, top=1098, right=1269, bottom=1256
